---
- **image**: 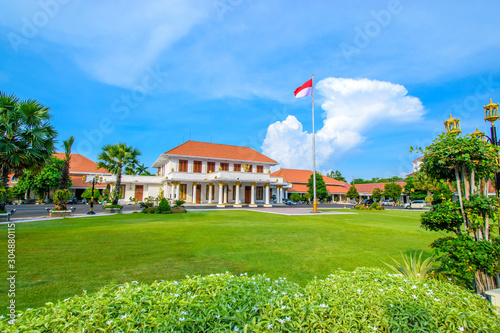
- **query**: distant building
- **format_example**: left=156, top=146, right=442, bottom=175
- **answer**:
left=412, top=156, right=423, bottom=173
left=354, top=181, right=408, bottom=203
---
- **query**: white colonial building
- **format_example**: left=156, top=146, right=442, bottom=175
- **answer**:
left=106, top=141, right=288, bottom=207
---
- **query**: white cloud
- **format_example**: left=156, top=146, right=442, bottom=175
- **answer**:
left=262, top=77, right=425, bottom=170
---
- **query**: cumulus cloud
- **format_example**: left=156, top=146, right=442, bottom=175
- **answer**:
left=262, top=77, right=425, bottom=170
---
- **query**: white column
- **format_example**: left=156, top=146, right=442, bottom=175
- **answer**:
left=208, top=184, right=213, bottom=204
left=264, top=183, right=270, bottom=206
left=234, top=182, right=241, bottom=207
left=192, top=183, right=197, bottom=204
left=223, top=185, right=228, bottom=204
left=279, top=186, right=284, bottom=203
left=175, top=183, right=180, bottom=200
left=217, top=182, right=224, bottom=206
left=250, top=182, right=256, bottom=206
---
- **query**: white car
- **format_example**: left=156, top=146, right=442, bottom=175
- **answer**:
left=406, top=200, right=427, bottom=209
left=381, top=200, right=395, bottom=206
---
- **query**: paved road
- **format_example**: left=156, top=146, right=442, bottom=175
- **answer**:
left=5, top=202, right=418, bottom=220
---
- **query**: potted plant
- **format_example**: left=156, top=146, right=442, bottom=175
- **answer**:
left=103, top=204, right=123, bottom=214
left=50, top=189, right=73, bottom=218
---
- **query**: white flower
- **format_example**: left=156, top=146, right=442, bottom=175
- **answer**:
left=131, top=281, right=138, bottom=284
left=179, top=317, right=185, bottom=322
left=282, top=292, right=287, bottom=295
left=272, top=290, right=277, bottom=294
left=374, top=279, right=378, bottom=282
left=180, top=311, right=188, bottom=315
left=357, top=289, right=362, bottom=293
left=267, top=324, right=273, bottom=329
left=281, top=306, right=286, bottom=310
left=234, top=327, right=239, bottom=332
left=8, top=319, right=15, bottom=325
left=390, top=304, right=394, bottom=308
left=173, top=281, right=179, bottom=285
left=0, top=315, right=4, bottom=319
left=286, top=317, right=291, bottom=321
left=236, top=310, right=239, bottom=313
left=458, top=327, right=465, bottom=332
left=434, top=298, right=440, bottom=302
left=174, top=294, right=179, bottom=297
left=448, top=278, right=452, bottom=281
left=398, top=287, right=404, bottom=292
left=278, top=319, right=285, bottom=324
left=215, top=315, right=221, bottom=319
left=319, top=304, right=328, bottom=308
left=83, top=290, right=87, bottom=294
left=106, top=320, right=113, bottom=325
left=412, top=295, right=417, bottom=299
left=64, top=298, right=71, bottom=302
left=411, top=285, right=417, bottom=289
left=378, top=289, right=384, bottom=292
left=187, top=292, right=191, bottom=296
left=372, top=327, right=378, bottom=331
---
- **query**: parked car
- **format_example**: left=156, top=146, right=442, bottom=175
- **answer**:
left=360, top=198, right=374, bottom=206
left=283, top=198, right=293, bottom=205
left=406, top=200, right=427, bottom=209
left=381, top=199, right=395, bottom=206
left=67, top=196, right=77, bottom=204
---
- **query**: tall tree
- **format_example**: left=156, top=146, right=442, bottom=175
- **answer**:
left=326, top=170, right=346, bottom=182
left=383, top=182, right=403, bottom=202
left=0, top=92, right=57, bottom=210
left=97, top=143, right=141, bottom=205
left=59, top=136, right=74, bottom=190
left=136, top=163, right=152, bottom=175
left=346, top=185, right=359, bottom=202
left=306, top=172, right=328, bottom=200
left=16, top=157, right=65, bottom=202
left=372, top=188, right=384, bottom=202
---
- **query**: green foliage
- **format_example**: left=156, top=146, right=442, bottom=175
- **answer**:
left=81, top=187, right=101, bottom=199
left=103, top=204, right=123, bottom=209
left=326, top=169, right=346, bottom=182
left=174, top=200, right=185, bottom=207
left=0, top=91, right=57, bottom=210
left=370, top=202, right=379, bottom=209
left=383, top=251, right=439, bottom=280
left=157, top=187, right=165, bottom=201
left=59, top=136, right=74, bottom=190
left=16, top=156, right=67, bottom=200
left=139, top=201, right=154, bottom=209
left=97, top=143, right=141, bottom=205
left=171, top=206, right=187, bottom=214
left=306, top=172, right=328, bottom=200
left=421, top=201, right=463, bottom=235
left=346, top=184, right=359, bottom=201
left=376, top=206, right=385, bottom=210
left=383, top=182, right=403, bottom=202
left=371, top=187, right=384, bottom=201
left=3, top=269, right=499, bottom=332
left=463, top=194, right=500, bottom=234
left=141, top=207, right=157, bottom=214
left=53, top=189, right=71, bottom=211
left=157, top=197, right=171, bottom=213
left=289, top=193, right=301, bottom=202
left=431, top=236, right=500, bottom=287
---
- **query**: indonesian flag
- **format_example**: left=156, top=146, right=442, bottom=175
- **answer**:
left=294, top=79, right=312, bottom=98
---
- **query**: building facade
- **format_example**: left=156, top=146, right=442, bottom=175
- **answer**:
left=108, top=141, right=288, bottom=207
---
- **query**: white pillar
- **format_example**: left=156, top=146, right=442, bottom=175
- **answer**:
left=234, top=182, right=241, bottom=207
left=175, top=182, right=180, bottom=200
left=217, top=182, right=224, bottom=206
left=264, top=183, right=271, bottom=206
left=250, top=182, right=256, bottom=206
left=208, top=184, right=213, bottom=204
left=279, top=186, right=284, bottom=203
left=192, top=183, right=197, bottom=204
left=223, top=185, right=228, bottom=204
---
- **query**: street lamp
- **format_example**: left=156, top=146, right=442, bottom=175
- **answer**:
left=444, top=114, right=462, bottom=136
left=82, top=175, right=104, bottom=215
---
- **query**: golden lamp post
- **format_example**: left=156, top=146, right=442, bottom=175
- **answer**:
left=445, top=98, right=500, bottom=194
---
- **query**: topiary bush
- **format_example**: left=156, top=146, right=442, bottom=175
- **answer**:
left=142, top=207, right=157, bottom=214
left=157, top=197, right=171, bottom=213
left=376, top=206, right=385, bottom=210
left=172, top=206, right=187, bottom=213
left=103, top=204, right=123, bottom=209
left=370, top=202, right=379, bottom=209
left=53, top=189, right=71, bottom=211
left=2, top=268, right=498, bottom=332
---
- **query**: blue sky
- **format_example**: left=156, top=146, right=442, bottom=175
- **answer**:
left=1, top=0, right=500, bottom=180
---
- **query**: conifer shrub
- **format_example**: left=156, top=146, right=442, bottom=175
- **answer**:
left=3, top=268, right=498, bottom=332
left=157, top=197, right=171, bottom=213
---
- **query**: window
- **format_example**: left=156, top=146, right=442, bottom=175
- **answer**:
left=207, top=162, right=215, bottom=173
left=257, top=165, right=264, bottom=173
left=205, top=185, right=214, bottom=200
left=220, top=163, right=229, bottom=171
left=179, top=160, right=188, bottom=172
left=180, top=184, right=187, bottom=200
left=256, top=186, right=264, bottom=200
left=193, top=161, right=202, bottom=173
left=248, top=165, right=253, bottom=173
left=233, top=164, right=241, bottom=172
left=119, top=185, right=126, bottom=199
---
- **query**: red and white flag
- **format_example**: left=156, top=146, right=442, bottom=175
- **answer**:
left=294, top=79, right=312, bottom=98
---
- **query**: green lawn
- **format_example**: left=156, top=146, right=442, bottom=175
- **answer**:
left=0, top=209, right=440, bottom=313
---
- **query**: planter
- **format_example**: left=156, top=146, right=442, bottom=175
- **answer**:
left=104, top=208, right=123, bottom=214
left=49, top=210, right=72, bottom=218
left=0, top=213, right=10, bottom=222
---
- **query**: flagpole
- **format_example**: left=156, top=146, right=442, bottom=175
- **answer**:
left=312, top=74, right=318, bottom=212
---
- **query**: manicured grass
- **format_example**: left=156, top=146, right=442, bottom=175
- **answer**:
left=0, top=209, right=440, bottom=313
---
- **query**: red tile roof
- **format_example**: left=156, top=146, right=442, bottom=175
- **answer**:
left=271, top=169, right=350, bottom=194
left=355, top=181, right=407, bottom=194
left=164, top=141, right=278, bottom=164
left=53, top=153, right=109, bottom=174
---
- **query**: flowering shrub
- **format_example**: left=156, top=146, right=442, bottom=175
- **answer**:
left=2, top=268, right=498, bottom=332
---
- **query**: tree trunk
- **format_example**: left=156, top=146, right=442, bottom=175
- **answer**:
left=475, top=269, right=497, bottom=295
left=470, top=169, right=476, bottom=196
left=462, top=166, right=470, bottom=200
left=113, top=169, right=122, bottom=205
left=455, top=167, right=467, bottom=233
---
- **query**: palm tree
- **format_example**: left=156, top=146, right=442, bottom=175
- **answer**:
left=0, top=92, right=57, bottom=211
left=59, top=136, right=74, bottom=190
left=136, top=163, right=149, bottom=175
left=97, top=143, right=141, bottom=205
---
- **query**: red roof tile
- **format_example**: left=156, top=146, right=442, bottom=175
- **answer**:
left=355, top=181, right=407, bottom=194
left=164, top=141, right=278, bottom=164
left=53, top=153, right=109, bottom=174
left=272, top=169, right=350, bottom=194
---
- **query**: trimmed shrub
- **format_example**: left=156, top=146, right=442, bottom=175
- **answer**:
left=142, top=207, right=157, bottom=214
left=174, top=199, right=185, bottom=207
left=3, top=268, right=498, bottom=332
left=376, top=206, right=385, bottom=210
left=353, top=205, right=362, bottom=210
left=370, top=202, right=379, bottom=209
left=172, top=206, right=187, bottom=213
left=53, top=189, right=71, bottom=211
left=103, top=204, right=123, bottom=209
left=158, top=197, right=171, bottom=213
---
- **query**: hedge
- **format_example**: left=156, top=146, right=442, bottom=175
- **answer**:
left=2, top=268, right=499, bottom=332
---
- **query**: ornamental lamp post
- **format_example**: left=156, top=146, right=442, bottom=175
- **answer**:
left=443, top=114, right=461, bottom=136
left=483, top=98, right=500, bottom=196
left=83, top=175, right=104, bottom=215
